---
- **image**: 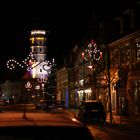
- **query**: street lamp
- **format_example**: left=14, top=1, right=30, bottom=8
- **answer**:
left=87, top=61, right=97, bottom=99
left=82, top=57, right=86, bottom=101
left=37, top=74, right=47, bottom=99
left=24, top=81, right=33, bottom=103
left=82, top=39, right=102, bottom=100
left=25, top=81, right=32, bottom=91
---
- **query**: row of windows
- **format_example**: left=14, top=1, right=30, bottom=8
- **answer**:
left=30, top=39, right=46, bottom=46
left=110, top=37, right=140, bottom=67
left=31, top=47, right=46, bottom=54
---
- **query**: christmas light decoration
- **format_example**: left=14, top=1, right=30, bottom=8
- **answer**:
left=82, top=39, right=102, bottom=62
left=6, top=29, right=55, bottom=101
left=25, top=81, right=32, bottom=91
left=6, top=52, right=52, bottom=73
left=81, top=39, right=102, bottom=101
left=6, top=52, right=36, bottom=71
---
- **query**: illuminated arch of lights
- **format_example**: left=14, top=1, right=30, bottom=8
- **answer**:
left=6, top=52, right=52, bottom=72
left=82, top=39, right=102, bottom=62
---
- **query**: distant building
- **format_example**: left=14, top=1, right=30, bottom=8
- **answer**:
left=56, top=67, right=69, bottom=108
left=1, top=30, right=52, bottom=103
left=0, top=80, right=21, bottom=103
left=29, top=30, right=51, bottom=79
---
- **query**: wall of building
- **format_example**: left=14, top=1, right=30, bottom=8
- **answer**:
left=56, top=30, right=140, bottom=118
left=56, top=67, right=69, bottom=107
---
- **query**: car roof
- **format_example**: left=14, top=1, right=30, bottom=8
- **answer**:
left=0, top=111, right=82, bottom=127
left=0, top=125, right=94, bottom=140
left=0, top=111, right=94, bottom=140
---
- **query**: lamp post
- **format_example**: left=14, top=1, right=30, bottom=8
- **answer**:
left=82, top=58, right=86, bottom=101
left=25, top=81, right=32, bottom=103
left=82, top=39, right=102, bottom=100
left=23, top=81, right=32, bottom=119
left=88, top=61, right=97, bottom=100
left=37, top=74, right=47, bottom=99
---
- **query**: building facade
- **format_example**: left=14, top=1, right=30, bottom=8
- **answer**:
left=56, top=2, right=140, bottom=119
left=56, top=67, right=69, bottom=108
left=56, top=30, right=140, bottom=119
left=107, top=30, right=140, bottom=117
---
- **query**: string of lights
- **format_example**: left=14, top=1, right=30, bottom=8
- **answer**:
left=6, top=52, right=52, bottom=72
left=6, top=52, right=36, bottom=70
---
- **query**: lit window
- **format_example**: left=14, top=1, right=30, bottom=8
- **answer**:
left=136, top=42, right=140, bottom=60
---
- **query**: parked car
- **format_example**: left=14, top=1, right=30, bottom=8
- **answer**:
left=36, top=99, right=46, bottom=110
left=0, top=111, right=94, bottom=140
left=77, top=100, right=106, bottom=123
left=45, top=100, right=66, bottom=111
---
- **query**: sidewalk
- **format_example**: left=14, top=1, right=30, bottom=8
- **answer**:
left=106, top=114, right=140, bottom=135
left=67, top=108, right=140, bottom=135
left=106, top=113, right=140, bottom=125
left=68, top=108, right=140, bottom=125
left=106, top=114, right=129, bottom=125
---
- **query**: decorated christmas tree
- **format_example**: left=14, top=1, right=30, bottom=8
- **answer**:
left=44, top=59, right=57, bottom=100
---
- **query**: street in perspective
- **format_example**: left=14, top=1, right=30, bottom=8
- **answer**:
left=0, top=1, right=140, bottom=140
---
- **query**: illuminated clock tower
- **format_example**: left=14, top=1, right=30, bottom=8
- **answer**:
left=30, top=30, right=47, bottom=62
left=29, top=30, right=51, bottom=79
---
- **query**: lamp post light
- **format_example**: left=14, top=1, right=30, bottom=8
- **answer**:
left=23, top=80, right=33, bottom=119
left=25, top=81, right=32, bottom=103
left=82, top=58, right=86, bottom=101
left=82, top=39, right=102, bottom=100
left=37, top=74, right=47, bottom=99
left=87, top=61, right=97, bottom=100
left=25, top=81, right=32, bottom=91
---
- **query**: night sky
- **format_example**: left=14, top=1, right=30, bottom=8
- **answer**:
left=0, top=0, right=138, bottom=81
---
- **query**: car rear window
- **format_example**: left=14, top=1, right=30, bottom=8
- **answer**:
left=84, top=102, right=104, bottom=110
